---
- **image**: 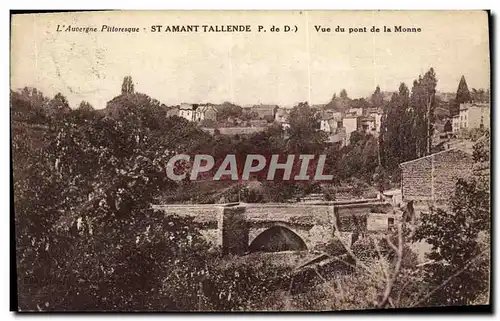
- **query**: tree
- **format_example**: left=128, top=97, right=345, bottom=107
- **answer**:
left=78, top=101, right=94, bottom=112
left=216, top=102, right=243, bottom=121
left=337, top=131, right=379, bottom=182
left=412, top=178, right=490, bottom=306
left=371, top=85, right=384, bottom=108
left=240, top=109, right=259, bottom=121
left=285, top=102, right=327, bottom=154
left=11, top=87, right=49, bottom=123
left=121, top=76, right=135, bottom=95
left=47, top=93, right=71, bottom=120
left=380, top=83, right=410, bottom=170
left=471, top=88, right=489, bottom=104
left=72, top=101, right=97, bottom=123
left=410, top=68, right=437, bottom=157
left=350, top=98, right=371, bottom=111
left=14, top=93, right=218, bottom=310
left=453, top=75, right=471, bottom=115
left=326, top=90, right=350, bottom=112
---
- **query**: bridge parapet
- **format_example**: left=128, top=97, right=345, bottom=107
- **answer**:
left=151, top=204, right=220, bottom=225
left=244, top=203, right=334, bottom=225
left=153, top=200, right=396, bottom=255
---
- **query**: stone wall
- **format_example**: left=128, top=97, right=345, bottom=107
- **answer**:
left=400, top=149, right=474, bottom=202
left=432, top=149, right=474, bottom=200
left=400, top=157, right=433, bottom=201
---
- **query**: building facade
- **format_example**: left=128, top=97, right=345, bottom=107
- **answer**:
left=452, top=114, right=460, bottom=133
left=458, top=103, right=490, bottom=130
left=369, top=112, right=383, bottom=133
left=343, top=116, right=358, bottom=145
left=178, top=103, right=218, bottom=122
left=179, top=103, right=196, bottom=121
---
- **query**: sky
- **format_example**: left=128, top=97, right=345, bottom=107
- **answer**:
left=11, top=11, right=490, bottom=109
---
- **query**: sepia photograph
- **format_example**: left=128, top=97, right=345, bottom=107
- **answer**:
left=10, top=10, right=491, bottom=312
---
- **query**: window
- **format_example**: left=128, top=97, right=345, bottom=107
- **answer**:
left=388, top=217, right=395, bottom=230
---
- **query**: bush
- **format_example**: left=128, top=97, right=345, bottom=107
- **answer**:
left=200, top=255, right=293, bottom=311
left=351, top=234, right=419, bottom=270
left=351, top=237, right=377, bottom=261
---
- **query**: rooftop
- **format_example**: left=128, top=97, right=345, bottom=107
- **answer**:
left=399, top=148, right=473, bottom=167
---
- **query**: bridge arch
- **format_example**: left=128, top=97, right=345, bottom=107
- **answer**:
left=248, top=225, right=308, bottom=253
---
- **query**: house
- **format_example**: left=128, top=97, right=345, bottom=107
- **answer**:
left=318, top=109, right=342, bottom=133
left=251, top=104, right=278, bottom=119
left=200, top=104, right=218, bottom=121
left=399, top=149, right=474, bottom=206
left=452, top=114, right=461, bottom=133
left=320, top=117, right=342, bottom=133
left=343, top=116, right=358, bottom=145
left=458, top=103, right=490, bottom=130
left=320, top=119, right=331, bottom=132
left=178, top=103, right=218, bottom=122
left=179, top=103, right=195, bottom=121
left=368, top=111, right=383, bottom=133
left=359, top=116, right=377, bottom=134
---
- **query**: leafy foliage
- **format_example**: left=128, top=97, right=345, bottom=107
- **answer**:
left=13, top=88, right=220, bottom=310
left=285, top=102, right=327, bottom=154
left=216, top=102, right=243, bottom=121
left=470, top=88, right=490, bottom=104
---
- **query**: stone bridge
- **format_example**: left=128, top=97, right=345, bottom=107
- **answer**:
left=152, top=199, right=397, bottom=255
